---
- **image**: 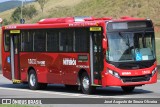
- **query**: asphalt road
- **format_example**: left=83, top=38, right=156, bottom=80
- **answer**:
left=0, top=74, right=160, bottom=107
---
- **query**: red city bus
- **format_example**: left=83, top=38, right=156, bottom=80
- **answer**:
left=1, top=16, right=157, bottom=94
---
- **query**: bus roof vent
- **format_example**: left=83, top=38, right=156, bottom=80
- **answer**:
left=38, top=17, right=74, bottom=24
left=74, top=16, right=92, bottom=22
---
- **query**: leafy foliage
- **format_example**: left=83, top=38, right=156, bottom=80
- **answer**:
left=36, top=0, right=48, bottom=12
left=11, top=5, right=37, bottom=23
left=3, top=19, right=11, bottom=25
left=24, top=5, right=37, bottom=19
left=11, top=7, right=21, bottom=22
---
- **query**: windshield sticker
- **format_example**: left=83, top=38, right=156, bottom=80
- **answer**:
left=136, top=52, right=142, bottom=61
left=142, top=55, right=149, bottom=60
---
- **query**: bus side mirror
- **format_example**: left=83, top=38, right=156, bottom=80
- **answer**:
left=102, top=38, right=107, bottom=50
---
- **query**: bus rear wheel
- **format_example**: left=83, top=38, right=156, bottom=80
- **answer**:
left=28, top=69, right=40, bottom=90
left=80, top=72, right=95, bottom=94
left=28, top=70, right=48, bottom=90
left=121, top=86, right=135, bottom=93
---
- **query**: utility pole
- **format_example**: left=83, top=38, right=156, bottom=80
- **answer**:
left=21, top=0, right=24, bottom=20
left=20, top=0, right=25, bottom=24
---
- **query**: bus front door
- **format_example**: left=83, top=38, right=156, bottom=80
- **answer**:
left=90, top=32, right=103, bottom=85
left=10, top=33, right=20, bottom=83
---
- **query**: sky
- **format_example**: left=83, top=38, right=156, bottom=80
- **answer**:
left=0, top=0, right=33, bottom=3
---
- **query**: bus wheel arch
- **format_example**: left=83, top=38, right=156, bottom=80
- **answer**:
left=78, top=69, right=87, bottom=80
left=27, top=67, right=47, bottom=90
left=28, top=67, right=36, bottom=75
left=77, top=69, right=86, bottom=89
left=28, top=67, right=40, bottom=90
left=27, top=67, right=36, bottom=83
left=78, top=69, right=95, bottom=94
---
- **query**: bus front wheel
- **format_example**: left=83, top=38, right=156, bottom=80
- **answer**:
left=121, top=86, right=135, bottom=93
left=80, top=72, right=95, bottom=94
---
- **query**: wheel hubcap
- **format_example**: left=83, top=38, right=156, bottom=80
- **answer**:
left=82, top=76, right=89, bottom=90
left=30, top=74, right=36, bottom=86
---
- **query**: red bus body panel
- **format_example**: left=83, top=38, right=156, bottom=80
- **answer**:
left=19, top=52, right=90, bottom=85
left=1, top=16, right=157, bottom=87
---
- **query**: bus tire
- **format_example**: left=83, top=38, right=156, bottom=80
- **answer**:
left=80, top=72, right=95, bottom=94
left=121, top=86, right=135, bottom=93
left=28, top=69, right=40, bottom=90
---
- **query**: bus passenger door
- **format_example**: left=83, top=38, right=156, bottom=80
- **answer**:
left=10, top=31, right=21, bottom=82
left=90, top=31, right=103, bottom=85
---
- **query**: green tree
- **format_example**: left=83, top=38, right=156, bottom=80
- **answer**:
left=36, top=0, right=48, bottom=12
left=11, top=5, right=37, bottom=23
left=23, top=5, right=37, bottom=19
left=11, top=7, right=21, bottom=22
left=3, top=19, right=11, bottom=25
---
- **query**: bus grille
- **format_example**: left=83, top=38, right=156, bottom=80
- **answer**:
left=121, top=74, right=151, bottom=83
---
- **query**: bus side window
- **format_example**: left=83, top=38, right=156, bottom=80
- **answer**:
left=34, top=31, right=46, bottom=52
left=75, top=29, right=89, bottom=52
left=21, top=31, right=33, bottom=52
left=67, top=30, right=73, bottom=52
left=4, top=32, right=10, bottom=52
left=59, top=32, right=65, bottom=51
left=59, top=29, right=73, bottom=52
left=47, top=30, right=59, bottom=52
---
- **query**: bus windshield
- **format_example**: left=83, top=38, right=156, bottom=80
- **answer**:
left=106, top=32, right=155, bottom=62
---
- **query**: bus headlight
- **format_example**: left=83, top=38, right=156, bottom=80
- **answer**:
left=114, top=72, right=120, bottom=78
left=151, top=67, right=157, bottom=76
left=108, top=70, right=120, bottom=79
left=108, top=70, right=113, bottom=75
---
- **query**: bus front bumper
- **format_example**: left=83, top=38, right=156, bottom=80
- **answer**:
left=101, top=71, right=158, bottom=87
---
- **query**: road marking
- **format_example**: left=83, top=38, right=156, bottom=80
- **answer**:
left=0, top=87, right=125, bottom=98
